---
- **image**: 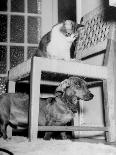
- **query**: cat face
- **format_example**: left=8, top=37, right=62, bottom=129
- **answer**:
left=60, top=20, right=84, bottom=42
left=35, top=20, right=84, bottom=60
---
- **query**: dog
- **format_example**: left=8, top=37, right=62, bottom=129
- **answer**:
left=0, top=76, right=93, bottom=140
left=34, top=20, right=84, bottom=60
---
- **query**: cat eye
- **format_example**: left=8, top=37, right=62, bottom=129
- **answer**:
left=65, top=32, right=72, bottom=37
left=77, top=84, right=81, bottom=88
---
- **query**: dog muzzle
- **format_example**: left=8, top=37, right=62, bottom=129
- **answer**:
left=66, top=96, right=80, bottom=113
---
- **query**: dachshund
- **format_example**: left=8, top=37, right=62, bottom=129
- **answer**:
left=0, top=76, right=93, bottom=140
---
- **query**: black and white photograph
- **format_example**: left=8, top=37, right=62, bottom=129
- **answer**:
left=0, top=0, right=116, bottom=154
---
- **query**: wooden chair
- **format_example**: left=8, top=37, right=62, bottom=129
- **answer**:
left=8, top=6, right=116, bottom=143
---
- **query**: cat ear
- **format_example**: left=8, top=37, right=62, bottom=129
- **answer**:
left=77, top=24, right=84, bottom=28
left=62, top=20, right=66, bottom=25
left=76, top=24, right=85, bottom=34
left=74, top=23, right=84, bottom=33
left=76, top=24, right=84, bottom=30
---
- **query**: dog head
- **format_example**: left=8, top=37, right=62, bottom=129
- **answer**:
left=55, top=76, right=94, bottom=113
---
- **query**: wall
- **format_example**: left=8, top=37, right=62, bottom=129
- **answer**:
left=78, top=55, right=105, bottom=138
left=79, top=86, right=104, bottom=138
left=78, top=0, right=106, bottom=138
left=81, top=0, right=102, bottom=16
left=41, top=0, right=54, bottom=35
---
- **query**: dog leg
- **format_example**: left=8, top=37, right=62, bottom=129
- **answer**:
left=60, top=132, right=68, bottom=139
left=44, top=132, right=53, bottom=140
left=0, top=122, right=8, bottom=139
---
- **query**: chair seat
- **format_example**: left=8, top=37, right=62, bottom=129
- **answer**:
left=9, top=57, right=108, bottom=81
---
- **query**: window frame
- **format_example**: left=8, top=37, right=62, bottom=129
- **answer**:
left=0, top=0, right=41, bottom=75
left=52, top=0, right=82, bottom=24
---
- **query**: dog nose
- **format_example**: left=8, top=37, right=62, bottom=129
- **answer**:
left=89, top=93, right=94, bottom=99
left=84, top=92, right=94, bottom=101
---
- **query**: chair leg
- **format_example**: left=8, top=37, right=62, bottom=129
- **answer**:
left=102, top=80, right=110, bottom=142
left=72, top=112, right=80, bottom=138
left=105, top=35, right=116, bottom=142
left=8, top=81, right=16, bottom=93
left=28, top=57, right=41, bottom=141
left=7, top=81, right=16, bottom=139
left=7, top=125, right=12, bottom=139
left=103, top=77, right=116, bottom=142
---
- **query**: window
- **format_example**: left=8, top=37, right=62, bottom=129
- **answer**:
left=0, top=0, right=41, bottom=74
left=58, top=0, right=76, bottom=22
left=52, top=0, right=82, bottom=25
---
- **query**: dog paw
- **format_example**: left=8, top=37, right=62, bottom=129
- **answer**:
left=60, top=132, right=68, bottom=140
left=44, top=132, right=53, bottom=140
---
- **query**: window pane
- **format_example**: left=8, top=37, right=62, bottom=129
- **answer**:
left=10, top=16, right=24, bottom=43
left=58, top=0, right=76, bottom=22
left=11, top=0, right=24, bottom=12
left=27, top=46, right=38, bottom=59
left=28, top=0, right=41, bottom=14
left=0, top=15, right=7, bottom=42
left=0, top=0, right=7, bottom=11
left=10, top=46, right=24, bottom=68
left=28, top=16, right=41, bottom=44
left=0, top=46, right=7, bottom=74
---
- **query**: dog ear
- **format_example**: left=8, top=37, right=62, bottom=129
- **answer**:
left=55, top=79, right=71, bottom=97
left=55, top=91, right=63, bottom=98
left=47, top=97, right=54, bottom=105
left=69, top=76, right=86, bottom=81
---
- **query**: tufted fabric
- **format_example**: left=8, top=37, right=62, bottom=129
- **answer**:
left=75, top=6, right=111, bottom=60
left=0, top=77, right=7, bottom=95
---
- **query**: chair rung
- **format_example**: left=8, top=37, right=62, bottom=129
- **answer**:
left=87, top=81, right=103, bottom=86
left=38, top=126, right=108, bottom=131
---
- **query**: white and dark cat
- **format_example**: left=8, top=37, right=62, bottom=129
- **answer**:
left=34, top=20, right=84, bottom=61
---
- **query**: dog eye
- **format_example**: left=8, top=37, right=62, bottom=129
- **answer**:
left=72, top=96, right=78, bottom=104
left=74, top=82, right=81, bottom=88
left=76, top=83, right=81, bottom=88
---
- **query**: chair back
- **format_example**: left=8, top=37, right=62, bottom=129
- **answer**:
left=75, top=6, right=111, bottom=65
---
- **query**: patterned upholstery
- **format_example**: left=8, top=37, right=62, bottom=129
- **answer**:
left=75, top=6, right=111, bottom=60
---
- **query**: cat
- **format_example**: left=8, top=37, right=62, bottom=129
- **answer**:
left=34, top=20, right=84, bottom=61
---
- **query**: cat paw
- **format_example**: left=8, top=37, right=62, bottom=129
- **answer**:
left=70, top=58, right=82, bottom=62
